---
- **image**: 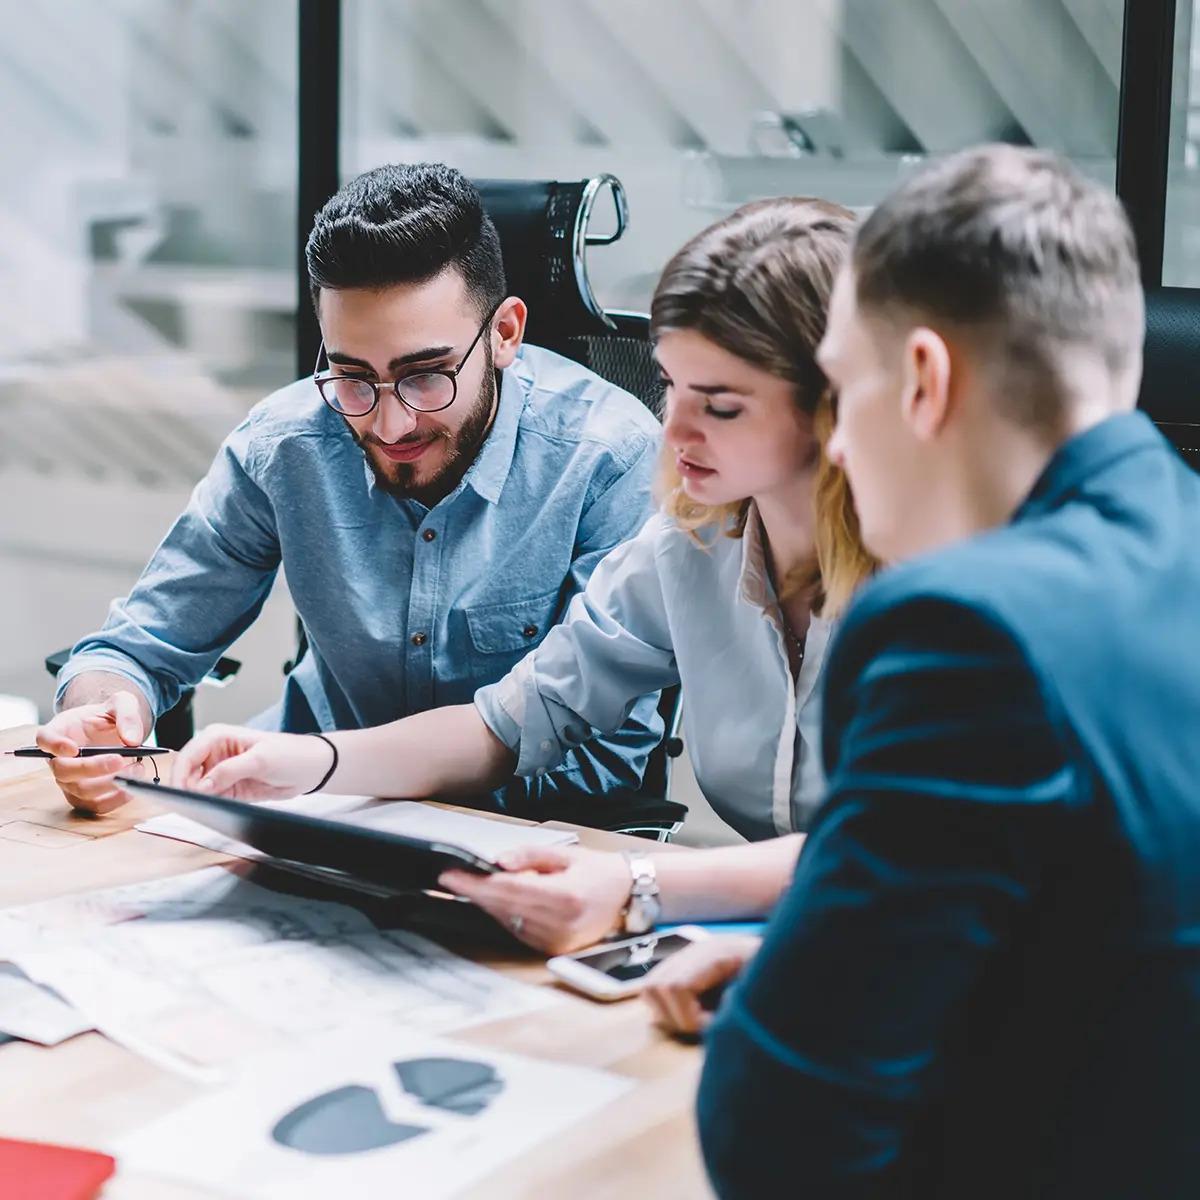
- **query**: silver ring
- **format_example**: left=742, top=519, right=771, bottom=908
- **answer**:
left=509, top=914, right=524, bottom=935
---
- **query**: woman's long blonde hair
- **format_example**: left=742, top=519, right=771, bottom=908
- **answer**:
left=651, top=198, right=876, bottom=618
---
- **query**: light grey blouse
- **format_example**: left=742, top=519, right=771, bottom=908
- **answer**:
left=473, top=508, right=832, bottom=842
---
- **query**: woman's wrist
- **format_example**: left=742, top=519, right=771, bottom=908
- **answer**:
left=305, top=733, right=339, bottom=794
left=617, top=852, right=661, bottom=934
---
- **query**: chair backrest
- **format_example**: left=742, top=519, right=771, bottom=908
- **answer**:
left=474, top=175, right=663, bottom=414
left=476, top=174, right=679, bottom=811
left=1139, top=287, right=1200, bottom=471
left=562, top=311, right=664, bottom=418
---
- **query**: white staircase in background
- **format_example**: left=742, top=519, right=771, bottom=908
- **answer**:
left=0, top=0, right=1152, bottom=386
left=4, top=0, right=1197, bottom=720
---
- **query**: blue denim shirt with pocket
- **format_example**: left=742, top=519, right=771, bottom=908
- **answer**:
left=56, top=344, right=664, bottom=804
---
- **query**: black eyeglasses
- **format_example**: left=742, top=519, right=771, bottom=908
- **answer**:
left=313, top=301, right=501, bottom=417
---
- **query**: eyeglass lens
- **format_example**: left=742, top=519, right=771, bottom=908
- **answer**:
left=325, top=372, right=456, bottom=416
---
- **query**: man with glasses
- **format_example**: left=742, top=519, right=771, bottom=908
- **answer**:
left=39, top=163, right=663, bottom=815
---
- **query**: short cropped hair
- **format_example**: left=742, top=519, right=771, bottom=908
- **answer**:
left=305, top=163, right=506, bottom=316
left=852, top=145, right=1144, bottom=424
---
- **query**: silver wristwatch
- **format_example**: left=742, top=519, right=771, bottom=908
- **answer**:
left=620, top=853, right=661, bottom=935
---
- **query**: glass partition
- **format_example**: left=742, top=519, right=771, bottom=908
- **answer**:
left=340, top=0, right=1125, bottom=314
left=0, top=0, right=299, bottom=717
left=1164, top=1, right=1200, bottom=285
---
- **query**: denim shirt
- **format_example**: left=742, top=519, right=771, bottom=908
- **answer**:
left=58, top=344, right=664, bottom=802
left=475, top=508, right=833, bottom=841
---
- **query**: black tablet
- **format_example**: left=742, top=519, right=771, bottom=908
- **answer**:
left=118, top=777, right=498, bottom=891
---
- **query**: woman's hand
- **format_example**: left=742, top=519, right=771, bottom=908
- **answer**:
left=438, top=844, right=634, bottom=955
left=642, top=935, right=761, bottom=1036
left=172, top=725, right=334, bottom=800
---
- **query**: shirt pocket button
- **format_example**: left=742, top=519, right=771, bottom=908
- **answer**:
left=464, top=589, right=559, bottom=655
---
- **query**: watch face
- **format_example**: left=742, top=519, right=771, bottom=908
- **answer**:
left=624, top=906, right=653, bottom=935
left=624, top=893, right=661, bottom=935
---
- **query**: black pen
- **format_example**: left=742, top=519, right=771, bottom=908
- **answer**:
left=3, top=746, right=170, bottom=759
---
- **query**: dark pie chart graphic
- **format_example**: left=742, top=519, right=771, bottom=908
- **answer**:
left=395, top=1056, right=504, bottom=1115
left=271, top=1084, right=427, bottom=1155
left=272, top=1058, right=505, bottom=1156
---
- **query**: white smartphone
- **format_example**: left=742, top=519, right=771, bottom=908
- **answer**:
left=546, top=926, right=709, bottom=1001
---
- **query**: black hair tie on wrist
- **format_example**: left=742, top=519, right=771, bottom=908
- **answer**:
left=305, top=733, right=339, bottom=794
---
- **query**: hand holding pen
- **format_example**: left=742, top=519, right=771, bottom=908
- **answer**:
left=28, top=690, right=157, bottom=815
left=5, top=744, right=166, bottom=786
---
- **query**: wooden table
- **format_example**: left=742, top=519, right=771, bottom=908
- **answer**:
left=0, top=725, right=711, bottom=1199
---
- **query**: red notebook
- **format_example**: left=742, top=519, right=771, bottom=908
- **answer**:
left=0, top=1137, right=115, bottom=1199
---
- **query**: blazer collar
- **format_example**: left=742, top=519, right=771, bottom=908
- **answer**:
left=1014, top=411, right=1165, bottom=523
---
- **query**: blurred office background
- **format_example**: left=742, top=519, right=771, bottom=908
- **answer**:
left=0, top=0, right=1191, bottom=839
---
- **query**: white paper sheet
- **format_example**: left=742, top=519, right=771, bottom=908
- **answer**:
left=1, top=867, right=557, bottom=1079
left=197, top=928, right=558, bottom=1036
left=0, top=963, right=92, bottom=1045
left=136, top=793, right=577, bottom=872
left=1, top=868, right=378, bottom=1077
left=115, top=1022, right=631, bottom=1200
left=341, top=800, right=577, bottom=857
left=0, top=865, right=259, bottom=959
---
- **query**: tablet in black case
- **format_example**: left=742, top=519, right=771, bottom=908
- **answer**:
left=119, top=777, right=498, bottom=891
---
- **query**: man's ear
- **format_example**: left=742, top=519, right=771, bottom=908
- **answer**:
left=899, top=327, right=953, bottom=442
left=491, top=296, right=527, bottom=370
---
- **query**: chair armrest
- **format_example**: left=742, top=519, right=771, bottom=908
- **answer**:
left=43, top=649, right=241, bottom=688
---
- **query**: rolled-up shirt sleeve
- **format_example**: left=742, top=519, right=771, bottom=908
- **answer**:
left=474, top=513, right=680, bottom=776
left=56, top=419, right=281, bottom=717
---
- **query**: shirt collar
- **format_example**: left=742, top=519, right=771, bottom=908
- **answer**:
left=461, top=362, right=524, bottom=506
left=737, top=502, right=834, bottom=703
left=737, top=502, right=774, bottom=610
left=1013, top=410, right=1164, bottom=523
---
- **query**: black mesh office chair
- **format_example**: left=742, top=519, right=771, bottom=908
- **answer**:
left=468, top=175, right=683, bottom=837
left=1139, top=287, right=1200, bottom=471
left=48, top=173, right=686, bottom=839
left=473, top=175, right=665, bottom=413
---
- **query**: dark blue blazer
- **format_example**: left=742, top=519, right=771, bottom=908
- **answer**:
left=699, top=413, right=1200, bottom=1199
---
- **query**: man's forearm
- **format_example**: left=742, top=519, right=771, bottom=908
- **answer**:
left=655, top=834, right=804, bottom=923
left=324, top=704, right=518, bottom=798
left=58, top=672, right=154, bottom=738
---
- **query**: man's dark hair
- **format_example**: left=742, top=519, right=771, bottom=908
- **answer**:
left=305, top=163, right=506, bottom=315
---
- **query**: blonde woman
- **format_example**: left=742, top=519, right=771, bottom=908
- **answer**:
left=175, top=199, right=876, bottom=952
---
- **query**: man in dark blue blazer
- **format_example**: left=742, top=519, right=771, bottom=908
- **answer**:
left=697, top=145, right=1200, bottom=1198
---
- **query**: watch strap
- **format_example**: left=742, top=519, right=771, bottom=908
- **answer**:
left=620, top=852, right=661, bottom=935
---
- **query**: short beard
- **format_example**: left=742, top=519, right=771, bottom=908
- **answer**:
left=354, top=342, right=498, bottom=508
